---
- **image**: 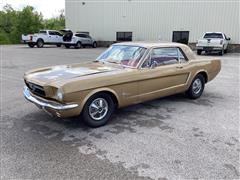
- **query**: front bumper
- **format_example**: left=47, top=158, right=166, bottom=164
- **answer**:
left=196, top=46, right=223, bottom=51
left=23, top=86, right=79, bottom=117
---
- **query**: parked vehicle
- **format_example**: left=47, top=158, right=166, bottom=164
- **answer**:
left=23, top=42, right=221, bottom=127
left=196, top=32, right=230, bottom=55
left=22, top=30, right=63, bottom=48
left=61, top=29, right=97, bottom=49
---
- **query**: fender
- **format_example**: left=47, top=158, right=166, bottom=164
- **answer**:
left=186, top=69, right=209, bottom=89
left=78, top=87, right=120, bottom=113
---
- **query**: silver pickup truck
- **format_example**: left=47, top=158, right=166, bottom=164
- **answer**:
left=196, top=32, right=230, bottom=56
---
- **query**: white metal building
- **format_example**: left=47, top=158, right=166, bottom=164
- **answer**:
left=65, top=0, right=240, bottom=47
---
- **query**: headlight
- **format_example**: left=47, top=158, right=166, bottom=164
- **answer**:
left=56, top=89, right=63, bottom=101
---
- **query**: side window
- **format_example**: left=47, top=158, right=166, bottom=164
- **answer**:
left=142, top=48, right=187, bottom=68
left=85, top=35, right=91, bottom=39
left=55, top=31, right=63, bottom=36
left=49, top=31, right=56, bottom=35
left=76, top=34, right=86, bottom=38
left=39, top=30, right=47, bottom=34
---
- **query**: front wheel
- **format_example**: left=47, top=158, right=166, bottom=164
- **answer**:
left=186, top=74, right=205, bottom=99
left=56, top=44, right=61, bottom=47
left=82, top=93, right=115, bottom=127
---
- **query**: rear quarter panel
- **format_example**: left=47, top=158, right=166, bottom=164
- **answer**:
left=188, top=57, right=221, bottom=86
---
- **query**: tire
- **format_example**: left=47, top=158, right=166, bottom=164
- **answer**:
left=82, top=93, right=115, bottom=127
left=197, top=50, right=202, bottom=55
left=219, top=49, right=224, bottom=56
left=75, top=41, right=82, bottom=49
left=56, top=44, right=61, bottom=47
left=28, top=43, right=35, bottom=48
left=92, top=42, right=97, bottom=48
left=224, top=48, right=228, bottom=54
left=36, top=39, right=44, bottom=48
left=65, top=45, right=70, bottom=48
left=186, top=74, right=205, bottom=99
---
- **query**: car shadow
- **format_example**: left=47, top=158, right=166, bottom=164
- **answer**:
left=19, top=91, right=223, bottom=143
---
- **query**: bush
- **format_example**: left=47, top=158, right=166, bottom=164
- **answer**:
left=0, top=4, right=65, bottom=44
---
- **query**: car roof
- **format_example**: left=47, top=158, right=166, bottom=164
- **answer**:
left=113, top=41, right=196, bottom=60
left=205, top=32, right=223, bottom=34
left=114, top=41, right=187, bottom=48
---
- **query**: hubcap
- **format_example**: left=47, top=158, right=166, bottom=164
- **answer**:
left=89, top=98, right=108, bottom=121
left=192, top=78, right=202, bottom=94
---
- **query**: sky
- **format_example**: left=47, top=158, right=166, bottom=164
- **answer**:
left=0, top=0, right=65, bottom=19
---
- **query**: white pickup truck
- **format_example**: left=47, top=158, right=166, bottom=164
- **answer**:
left=21, top=30, right=63, bottom=48
left=196, top=32, right=230, bottom=55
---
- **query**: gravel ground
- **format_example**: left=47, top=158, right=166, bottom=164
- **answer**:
left=0, top=45, right=239, bottom=180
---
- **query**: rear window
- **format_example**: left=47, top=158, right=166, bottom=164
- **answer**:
left=204, top=33, right=223, bottom=39
left=39, top=31, right=47, bottom=34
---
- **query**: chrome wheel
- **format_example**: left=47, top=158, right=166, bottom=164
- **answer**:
left=192, top=78, right=202, bottom=94
left=89, top=98, right=108, bottom=121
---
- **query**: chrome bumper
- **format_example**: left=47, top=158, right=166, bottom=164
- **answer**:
left=23, top=86, right=78, bottom=110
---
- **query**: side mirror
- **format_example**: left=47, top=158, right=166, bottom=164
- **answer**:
left=226, top=37, right=231, bottom=41
left=150, top=61, right=158, bottom=69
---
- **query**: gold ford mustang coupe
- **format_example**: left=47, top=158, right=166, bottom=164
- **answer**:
left=23, top=42, right=221, bottom=127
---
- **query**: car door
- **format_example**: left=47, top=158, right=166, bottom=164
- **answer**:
left=55, top=31, right=63, bottom=43
left=48, top=31, right=58, bottom=43
left=85, top=35, right=93, bottom=45
left=79, top=34, right=89, bottom=45
left=137, top=47, right=191, bottom=102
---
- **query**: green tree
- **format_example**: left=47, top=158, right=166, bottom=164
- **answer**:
left=43, top=9, right=65, bottom=30
left=0, top=5, right=65, bottom=44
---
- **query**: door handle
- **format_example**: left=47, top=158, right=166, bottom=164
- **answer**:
left=177, top=66, right=183, bottom=69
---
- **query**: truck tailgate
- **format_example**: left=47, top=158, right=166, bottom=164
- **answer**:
left=22, top=34, right=32, bottom=41
left=198, top=38, right=222, bottom=47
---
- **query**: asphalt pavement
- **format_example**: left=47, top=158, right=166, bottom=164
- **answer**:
left=0, top=45, right=239, bottom=179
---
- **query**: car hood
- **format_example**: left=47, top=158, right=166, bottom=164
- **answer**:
left=24, top=62, right=121, bottom=86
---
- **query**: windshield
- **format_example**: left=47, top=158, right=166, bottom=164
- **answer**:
left=96, top=45, right=146, bottom=68
left=204, top=33, right=223, bottom=39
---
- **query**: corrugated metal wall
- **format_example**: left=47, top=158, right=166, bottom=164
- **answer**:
left=66, top=0, right=240, bottom=44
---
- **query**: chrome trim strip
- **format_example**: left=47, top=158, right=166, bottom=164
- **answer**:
left=23, top=86, right=78, bottom=110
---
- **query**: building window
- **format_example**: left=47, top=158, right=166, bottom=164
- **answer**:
left=172, top=31, right=189, bottom=45
left=116, top=32, right=132, bottom=41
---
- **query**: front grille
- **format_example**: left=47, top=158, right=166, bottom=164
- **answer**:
left=25, top=81, right=46, bottom=97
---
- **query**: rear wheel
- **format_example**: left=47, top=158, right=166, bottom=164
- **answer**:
left=75, top=41, right=82, bottom=49
left=92, top=42, right=97, bottom=48
left=82, top=93, right=115, bottom=127
left=36, top=39, right=44, bottom=48
left=56, top=44, right=61, bottom=47
left=28, top=43, right=35, bottom=48
left=197, top=50, right=202, bottom=55
left=186, top=74, right=205, bottom=99
left=65, top=45, right=70, bottom=48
